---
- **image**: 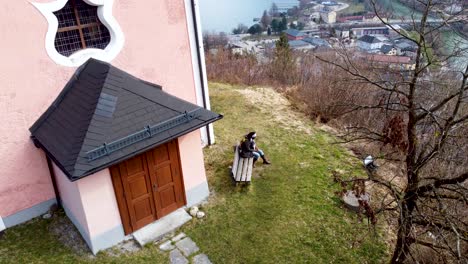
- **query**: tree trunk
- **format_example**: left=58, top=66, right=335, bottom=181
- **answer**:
left=390, top=197, right=416, bottom=263
left=391, top=91, right=418, bottom=263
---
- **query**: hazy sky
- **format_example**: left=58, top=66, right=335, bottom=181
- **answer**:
left=199, top=0, right=298, bottom=33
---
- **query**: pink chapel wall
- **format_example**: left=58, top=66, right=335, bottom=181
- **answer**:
left=178, top=131, right=208, bottom=190
left=52, top=162, right=89, bottom=235
left=77, top=169, right=122, bottom=238
left=0, top=0, right=207, bottom=218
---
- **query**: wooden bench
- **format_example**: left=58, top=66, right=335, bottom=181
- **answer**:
left=230, top=143, right=253, bottom=185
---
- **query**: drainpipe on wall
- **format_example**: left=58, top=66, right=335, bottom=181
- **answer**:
left=187, top=0, right=215, bottom=145
left=46, top=156, right=62, bottom=208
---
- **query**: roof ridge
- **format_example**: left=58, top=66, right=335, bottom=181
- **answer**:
left=71, top=61, right=114, bottom=178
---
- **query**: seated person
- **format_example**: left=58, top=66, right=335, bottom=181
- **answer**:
left=239, top=131, right=271, bottom=167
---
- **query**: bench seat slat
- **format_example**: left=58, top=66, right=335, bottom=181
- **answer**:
left=246, top=158, right=253, bottom=182
left=241, top=158, right=250, bottom=181
left=235, top=158, right=244, bottom=182
left=232, top=145, right=239, bottom=177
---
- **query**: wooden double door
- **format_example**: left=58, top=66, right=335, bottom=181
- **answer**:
left=110, top=140, right=186, bottom=234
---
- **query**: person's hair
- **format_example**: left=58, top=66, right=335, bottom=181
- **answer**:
left=246, top=131, right=256, bottom=139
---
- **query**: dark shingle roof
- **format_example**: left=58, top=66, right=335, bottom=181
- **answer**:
left=284, top=29, right=305, bottom=37
left=303, top=37, right=331, bottom=48
left=380, top=44, right=394, bottom=54
left=30, top=58, right=222, bottom=181
left=358, top=35, right=381, bottom=44
left=288, top=40, right=311, bottom=48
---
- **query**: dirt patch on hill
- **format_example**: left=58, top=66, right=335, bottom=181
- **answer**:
left=235, top=87, right=314, bottom=135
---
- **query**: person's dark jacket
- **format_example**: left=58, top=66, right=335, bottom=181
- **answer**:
left=239, top=139, right=255, bottom=158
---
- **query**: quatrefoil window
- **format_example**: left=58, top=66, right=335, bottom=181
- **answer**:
left=53, top=0, right=111, bottom=57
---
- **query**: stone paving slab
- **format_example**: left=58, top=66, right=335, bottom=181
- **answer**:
left=175, top=237, right=199, bottom=257
left=170, top=249, right=188, bottom=264
left=193, top=253, right=212, bottom=264
left=159, top=240, right=175, bottom=251
left=133, top=208, right=191, bottom=246
left=171, top=232, right=186, bottom=242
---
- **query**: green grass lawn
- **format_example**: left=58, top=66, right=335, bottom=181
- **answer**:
left=0, top=211, right=167, bottom=263
left=337, top=0, right=367, bottom=15
left=180, top=83, right=387, bottom=263
left=0, top=83, right=387, bottom=263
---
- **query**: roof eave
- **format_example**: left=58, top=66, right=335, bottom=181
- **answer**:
left=70, top=114, right=223, bottom=181
left=30, top=136, right=77, bottom=181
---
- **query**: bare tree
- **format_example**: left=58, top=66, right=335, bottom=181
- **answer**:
left=317, top=0, right=468, bottom=263
left=202, top=31, right=228, bottom=51
left=260, top=10, right=272, bottom=29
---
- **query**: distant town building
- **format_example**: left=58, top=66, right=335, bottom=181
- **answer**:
left=338, top=14, right=387, bottom=23
left=320, top=10, right=336, bottom=24
left=303, top=37, right=332, bottom=48
left=357, top=35, right=384, bottom=51
left=335, top=29, right=350, bottom=38
left=394, top=40, right=418, bottom=56
left=284, top=28, right=306, bottom=40
left=227, top=41, right=260, bottom=55
left=337, top=15, right=364, bottom=23
left=351, top=26, right=390, bottom=38
left=367, top=54, right=416, bottom=71
left=288, top=40, right=314, bottom=50
left=363, top=14, right=387, bottom=23
left=310, top=12, right=321, bottom=21
left=380, top=44, right=397, bottom=55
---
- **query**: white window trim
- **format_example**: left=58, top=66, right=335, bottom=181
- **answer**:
left=31, top=0, right=124, bottom=67
left=184, top=0, right=215, bottom=146
left=0, top=216, right=5, bottom=231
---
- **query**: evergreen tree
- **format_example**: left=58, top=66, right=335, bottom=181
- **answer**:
left=275, top=32, right=290, bottom=50
left=247, top=24, right=263, bottom=35
left=280, top=16, right=288, bottom=31
left=272, top=33, right=295, bottom=84
left=271, top=19, right=280, bottom=34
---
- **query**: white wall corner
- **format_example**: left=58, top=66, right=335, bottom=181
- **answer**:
left=30, top=0, right=124, bottom=67
left=0, top=216, right=6, bottom=232
left=184, top=0, right=215, bottom=146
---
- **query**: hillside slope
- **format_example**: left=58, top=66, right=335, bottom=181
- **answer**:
left=183, top=83, right=388, bottom=263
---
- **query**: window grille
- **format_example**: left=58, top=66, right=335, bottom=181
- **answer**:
left=53, top=0, right=111, bottom=57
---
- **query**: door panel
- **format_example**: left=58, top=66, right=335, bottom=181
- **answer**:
left=153, top=144, right=170, bottom=163
left=159, top=187, right=177, bottom=208
left=146, top=141, right=185, bottom=218
left=125, top=155, right=145, bottom=175
left=156, top=165, right=174, bottom=186
left=111, top=140, right=186, bottom=234
left=118, top=154, right=157, bottom=231
left=128, top=177, right=150, bottom=198
left=133, top=198, right=153, bottom=220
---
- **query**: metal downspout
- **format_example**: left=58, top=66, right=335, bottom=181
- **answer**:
left=190, top=0, right=212, bottom=145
